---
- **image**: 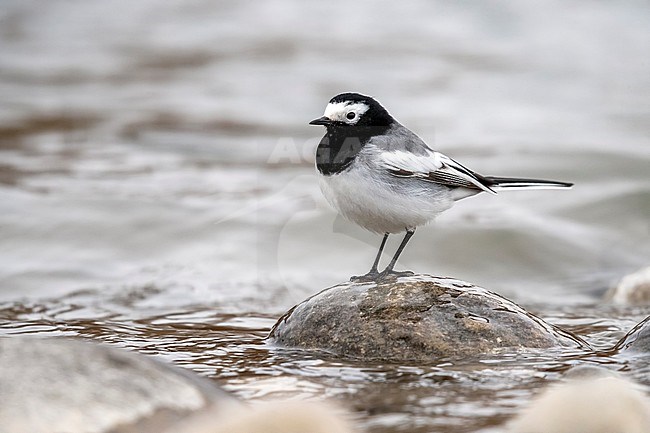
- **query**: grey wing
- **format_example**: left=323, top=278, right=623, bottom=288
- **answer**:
left=373, top=129, right=496, bottom=194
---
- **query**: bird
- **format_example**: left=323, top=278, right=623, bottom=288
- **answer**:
left=309, top=92, right=573, bottom=281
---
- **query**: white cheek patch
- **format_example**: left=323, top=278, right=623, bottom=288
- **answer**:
left=323, top=101, right=370, bottom=124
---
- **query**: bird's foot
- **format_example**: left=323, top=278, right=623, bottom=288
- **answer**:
left=350, top=270, right=381, bottom=283
left=350, top=269, right=415, bottom=283
left=376, top=269, right=415, bottom=281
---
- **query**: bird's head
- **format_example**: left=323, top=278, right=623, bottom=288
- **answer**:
left=309, top=93, right=394, bottom=129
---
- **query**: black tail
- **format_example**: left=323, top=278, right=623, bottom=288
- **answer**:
left=482, top=176, right=573, bottom=190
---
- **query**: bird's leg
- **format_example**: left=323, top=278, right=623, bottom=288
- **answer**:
left=350, top=233, right=389, bottom=282
left=379, top=229, right=415, bottom=279
left=369, top=232, right=389, bottom=274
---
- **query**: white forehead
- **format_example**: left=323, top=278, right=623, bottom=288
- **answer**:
left=323, top=101, right=370, bottom=121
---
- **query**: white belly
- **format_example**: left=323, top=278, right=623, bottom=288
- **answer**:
left=319, top=165, right=455, bottom=234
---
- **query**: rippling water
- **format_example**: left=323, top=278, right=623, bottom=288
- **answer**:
left=1, top=0, right=649, bottom=431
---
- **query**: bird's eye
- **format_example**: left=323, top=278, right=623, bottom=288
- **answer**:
left=346, top=112, right=356, bottom=120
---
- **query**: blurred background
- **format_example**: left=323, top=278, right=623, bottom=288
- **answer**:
left=1, top=0, right=647, bottom=309
left=0, top=1, right=649, bottom=431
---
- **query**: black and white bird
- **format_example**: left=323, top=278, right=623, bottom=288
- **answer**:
left=310, top=92, right=572, bottom=281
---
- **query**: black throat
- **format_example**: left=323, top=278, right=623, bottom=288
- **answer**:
left=316, top=124, right=391, bottom=175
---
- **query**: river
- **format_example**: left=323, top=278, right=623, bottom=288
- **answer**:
left=0, top=1, right=649, bottom=432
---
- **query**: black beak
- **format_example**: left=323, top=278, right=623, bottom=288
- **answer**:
left=309, top=116, right=331, bottom=126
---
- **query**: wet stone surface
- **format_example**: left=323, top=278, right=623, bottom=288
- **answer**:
left=615, top=315, right=650, bottom=353
left=269, top=274, right=589, bottom=362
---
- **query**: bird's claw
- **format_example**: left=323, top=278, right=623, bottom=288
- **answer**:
left=350, top=271, right=380, bottom=283
left=377, top=269, right=415, bottom=280
left=350, top=269, right=415, bottom=283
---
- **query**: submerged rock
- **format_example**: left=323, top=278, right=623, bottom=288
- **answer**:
left=606, top=266, right=650, bottom=305
left=614, top=315, right=650, bottom=353
left=269, top=274, right=587, bottom=361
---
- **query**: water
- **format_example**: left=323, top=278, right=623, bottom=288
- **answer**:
left=0, top=1, right=649, bottom=431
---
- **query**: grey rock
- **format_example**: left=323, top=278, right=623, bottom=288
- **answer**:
left=615, top=315, right=650, bottom=353
left=269, top=274, right=587, bottom=361
left=605, top=266, right=650, bottom=305
left=0, top=337, right=239, bottom=433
